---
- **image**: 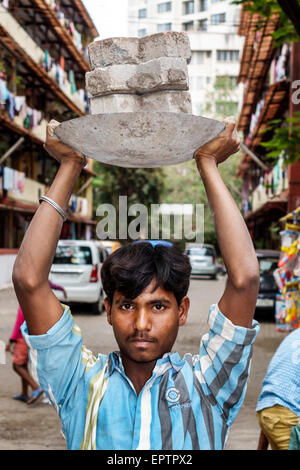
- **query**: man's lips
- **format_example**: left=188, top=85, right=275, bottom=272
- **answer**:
left=128, top=337, right=156, bottom=344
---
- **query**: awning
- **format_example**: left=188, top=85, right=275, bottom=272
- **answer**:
left=237, top=10, right=281, bottom=133
left=237, top=80, right=289, bottom=178
left=244, top=190, right=288, bottom=221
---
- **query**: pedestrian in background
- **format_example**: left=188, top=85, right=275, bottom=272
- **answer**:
left=256, top=328, right=300, bottom=450
left=6, top=306, right=43, bottom=404
left=6, top=281, right=67, bottom=404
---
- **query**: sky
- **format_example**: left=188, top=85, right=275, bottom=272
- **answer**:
left=83, top=0, right=129, bottom=40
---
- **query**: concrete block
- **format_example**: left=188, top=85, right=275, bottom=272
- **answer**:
left=88, top=32, right=191, bottom=69
left=86, top=57, right=189, bottom=97
left=89, top=91, right=192, bottom=114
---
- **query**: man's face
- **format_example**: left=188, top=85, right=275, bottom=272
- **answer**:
left=105, top=279, right=189, bottom=364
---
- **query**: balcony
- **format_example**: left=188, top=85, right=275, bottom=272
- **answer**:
left=0, top=4, right=86, bottom=115
left=32, top=0, right=91, bottom=72
left=6, top=176, right=46, bottom=206
left=250, top=159, right=288, bottom=214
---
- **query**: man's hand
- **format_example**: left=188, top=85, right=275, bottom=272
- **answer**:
left=194, top=116, right=240, bottom=166
left=6, top=341, right=15, bottom=353
left=44, top=119, right=87, bottom=168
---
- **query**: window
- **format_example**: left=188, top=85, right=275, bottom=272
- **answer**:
left=187, top=247, right=215, bottom=256
left=157, top=22, right=172, bottom=32
left=199, top=0, right=207, bottom=12
left=217, top=50, right=239, bottom=62
left=211, top=13, right=226, bottom=25
left=192, top=50, right=211, bottom=64
left=53, top=246, right=92, bottom=265
left=216, top=101, right=238, bottom=115
left=198, top=18, right=208, bottom=31
left=196, top=76, right=204, bottom=88
left=259, top=258, right=279, bottom=274
left=183, top=1, right=194, bottom=15
left=182, top=21, right=194, bottom=31
left=138, top=28, right=147, bottom=37
left=138, top=8, right=147, bottom=19
left=157, top=1, right=172, bottom=13
left=215, top=75, right=237, bottom=88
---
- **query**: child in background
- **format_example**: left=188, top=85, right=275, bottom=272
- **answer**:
left=6, top=281, right=67, bottom=404
left=6, top=306, right=43, bottom=404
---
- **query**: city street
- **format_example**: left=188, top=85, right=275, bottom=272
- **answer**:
left=0, top=277, right=287, bottom=451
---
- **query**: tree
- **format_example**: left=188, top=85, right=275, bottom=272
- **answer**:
left=93, top=163, right=165, bottom=241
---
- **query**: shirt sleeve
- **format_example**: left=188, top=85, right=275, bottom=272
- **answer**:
left=195, top=303, right=260, bottom=427
left=10, top=307, right=24, bottom=341
left=20, top=305, right=105, bottom=422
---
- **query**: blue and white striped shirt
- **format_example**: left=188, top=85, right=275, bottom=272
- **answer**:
left=21, top=303, right=260, bottom=450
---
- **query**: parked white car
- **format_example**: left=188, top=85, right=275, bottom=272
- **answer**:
left=49, top=240, right=108, bottom=314
left=185, top=243, right=218, bottom=279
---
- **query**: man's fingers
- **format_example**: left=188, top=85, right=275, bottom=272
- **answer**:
left=223, top=116, right=236, bottom=133
left=47, top=119, right=60, bottom=139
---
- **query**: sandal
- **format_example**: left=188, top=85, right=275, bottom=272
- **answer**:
left=27, top=387, right=43, bottom=405
left=13, top=394, right=30, bottom=403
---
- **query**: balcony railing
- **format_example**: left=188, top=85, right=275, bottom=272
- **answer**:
left=0, top=4, right=86, bottom=114
left=250, top=157, right=288, bottom=213
left=6, top=175, right=46, bottom=206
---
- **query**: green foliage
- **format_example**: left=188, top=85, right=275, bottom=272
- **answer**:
left=259, top=112, right=300, bottom=165
left=93, top=163, right=165, bottom=241
left=231, top=0, right=300, bottom=45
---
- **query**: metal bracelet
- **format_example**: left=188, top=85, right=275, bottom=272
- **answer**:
left=39, top=196, right=67, bottom=222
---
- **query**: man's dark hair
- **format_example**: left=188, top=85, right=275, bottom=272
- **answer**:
left=101, top=242, right=191, bottom=306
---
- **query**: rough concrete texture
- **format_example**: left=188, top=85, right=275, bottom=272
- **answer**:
left=88, top=32, right=191, bottom=69
left=54, top=112, right=225, bottom=168
left=86, top=57, right=189, bottom=97
left=89, top=91, right=192, bottom=114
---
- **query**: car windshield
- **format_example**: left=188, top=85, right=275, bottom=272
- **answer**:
left=53, top=246, right=92, bottom=265
left=187, top=247, right=214, bottom=256
left=258, top=257, right=278, bottom=274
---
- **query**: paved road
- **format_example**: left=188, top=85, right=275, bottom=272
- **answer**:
left=0, top=279, right=287, bottom=450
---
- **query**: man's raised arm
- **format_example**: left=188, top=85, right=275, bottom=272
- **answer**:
left=194, top=116, right=260, bottom=328
left=13, top=120, right=86, bottom=335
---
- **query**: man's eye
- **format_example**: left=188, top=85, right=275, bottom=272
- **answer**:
left=121, top=303, right=133, bottom=310
left=153, top=304, right=165, bottom=311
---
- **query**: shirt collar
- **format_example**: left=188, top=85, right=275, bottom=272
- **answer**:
left=107, top=350, right=185, bottom=377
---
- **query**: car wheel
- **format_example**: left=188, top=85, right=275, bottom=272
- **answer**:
left=92, top=289, right=105, bottom=315
left=211, top=274, right=217, bottom=280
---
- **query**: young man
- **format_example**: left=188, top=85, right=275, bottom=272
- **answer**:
left=13, top=117, right=260, bottom=450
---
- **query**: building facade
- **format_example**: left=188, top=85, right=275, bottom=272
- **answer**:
left=0, top=0, right=99, bottom=287
left=236, top=6, right=300, bottom=249
left=128, top=0, right=244, bottom=117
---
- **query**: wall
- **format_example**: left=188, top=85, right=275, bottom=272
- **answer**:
left=0, top=251, right=17, bottom=289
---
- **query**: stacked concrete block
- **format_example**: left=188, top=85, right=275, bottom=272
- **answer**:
left=86, top=32, right=193, bottom=115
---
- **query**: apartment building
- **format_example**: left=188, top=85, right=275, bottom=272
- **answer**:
left=0, top=0, right=99, bottom=287
left=128, top=0, right=244, bottom=117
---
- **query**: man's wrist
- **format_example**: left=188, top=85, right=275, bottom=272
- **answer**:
left=195, top=153, right=218, bottom=173
left=59, top=157, right=86, bottom=172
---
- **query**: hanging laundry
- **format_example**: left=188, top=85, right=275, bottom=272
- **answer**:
left=3, top=167, right=14, bottom=191
left=69, top=70, right=76, bottom=94
left=14, top=96, right=25, bottom=113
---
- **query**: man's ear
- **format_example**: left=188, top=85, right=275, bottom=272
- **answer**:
left=104, top=299, right=112, bottom=325
left=178, top=296, right=190, bottom=327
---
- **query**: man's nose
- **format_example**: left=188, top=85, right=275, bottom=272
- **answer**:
left=133, top=307, right=152, bottom=331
